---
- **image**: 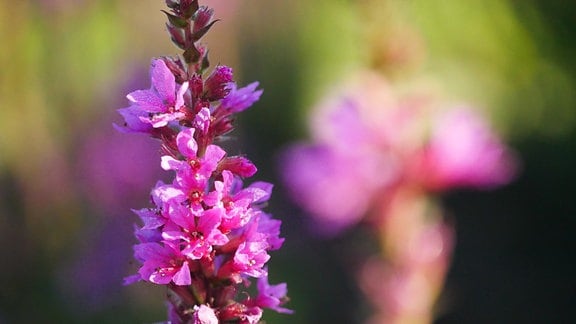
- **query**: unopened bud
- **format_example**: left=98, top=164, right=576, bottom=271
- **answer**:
left=218, top=156, right=257, bottom=178
left=193, top=6, right=214, bottom=33
left=162, top=10, right=188, bottom=28
left=181, top=0, right=199, bottom=19
left=204, top=65, right=233, bottom=101
left=166, top=23, right=186, bottom=50
left=165, top=0, right=179, bottom=9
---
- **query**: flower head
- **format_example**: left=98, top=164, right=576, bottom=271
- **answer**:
left=118, top=2, right=290, bottom=322
left=122, top=59, right=189, bottom=129
left=134, top=242, right=191, bottom=285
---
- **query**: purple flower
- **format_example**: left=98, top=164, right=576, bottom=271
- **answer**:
left=281, top=71, right=517, bottom=235
left=220, top=82, right=263, bottom=113
left=115, top=105, right=154, bottom=133
left=163, top=207, right=229, bottom=260
left=193, top=107, right=212, bottom=136
left=133, top=207, right=165, bottom=243
left=152, top=181, right=205, bottom=219
left=159, top=128, right=227, bottom=218
left=247, top=274, right=293, bottom=314
left=161, top=128, right=226, bottom=187
left=281, top=143, right=393, bottom=235
left=233, top=242, right=270, bottom=278
left=233, top=223, right=271, bottom=277
left=204, top=170, right=270, bottom=231
left=243, top=307, right=263, bottom=324
left=416, top=107, right=517, bottom=190
left=124, top=59, right=189, bottom=128
left=119, top=3, right=290, bottom=320
left=134, top=242, right=191, bottom=285
left=255, top=212, right=285, bottom=251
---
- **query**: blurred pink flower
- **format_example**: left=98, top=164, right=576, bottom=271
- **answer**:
left=411, top=107, right=518, bottom=191
left=281, top=72, right=517, bottom=233
left=360, top=196, right=454, bottom=324
left=281, top=143, right=392, bottom=234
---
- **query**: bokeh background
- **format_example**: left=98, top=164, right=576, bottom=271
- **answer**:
left=1, top=0, right=575, bottom=323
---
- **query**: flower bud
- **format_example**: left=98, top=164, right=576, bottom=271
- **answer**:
left=181, top=0, right=199, bottom=19
left=193, top=6, right=214, bottom=34
left=166, top=23, right=186, bottom=50
left=165, top=0, right=179, bottom=9
left=218, top=156, right=257, bottom=178
left=204, top=65, right=233, bottom=101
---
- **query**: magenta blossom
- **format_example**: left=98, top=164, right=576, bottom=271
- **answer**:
left=118, top=2, right=290, bottom=321
left=161, top=127, right=226, bottom=192
left=255, top=212, right=285, bottom=251
left=281, top=72, right=516, bottom=233
left=120, top=59, right=189, bottom=130
left=233, top=239, right=270, bottom=278
left=413, top=107, right=517, bottom=190
left=220, top=82, right=263, bottom=113
left=246, top=273, right=293, bottom=314
left=281, top=140, right=398, bottom=235
left=204, top=170, right=271, bottom=232
left=133, top=242, right=191, bottom=285
left=163, top=207, right=229, bottom=260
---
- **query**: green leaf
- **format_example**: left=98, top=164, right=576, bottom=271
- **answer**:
left=200, top=50, right=210, bottom=73
left=191, top=20, right=218, bottom=42
left=162, top=10, right=188, bottom=28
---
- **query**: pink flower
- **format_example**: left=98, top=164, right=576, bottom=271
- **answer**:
left=204, top=170, right=271, bottom=231
left=414, top=107, right=517, bottom=190
left=115, top=105, right=154, bottom=133
left=119, top=3, right=291, bottom=320
left=246, top=273, right=293, bottom=314
left=255, top=212, right=284, bottom=251
left=161, top=128, right=226, bottom=188
left=134, top=242, right=191, bottom=285
left=217, top=156, right=258, bottom=178
left=233, top=238, right=270, bottom=278
left=281, top=72, right=517, bottom=234
left=243, top=307, right=263, bottom=324
left=132, top=207, right=165, bottom=243
left=163, top=207, right=229, bottom=260
left=281, top=142, right=396, bottom=235
left=124, top=59, right=189, bottom=128
left=220, top=82, right=263, bottom=113
left=159, top=128, right=226, bottom=218
left=192, top=6, right=215, bottom=34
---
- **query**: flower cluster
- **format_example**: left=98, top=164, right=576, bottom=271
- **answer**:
left=281, top=71, right=516, bottom=323
left=117, top=1, right=290, bottom=322
left=282, top=71, right=517, bottom=234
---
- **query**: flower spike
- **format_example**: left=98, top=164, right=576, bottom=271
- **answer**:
left=117, top=2, right=291, bottom=322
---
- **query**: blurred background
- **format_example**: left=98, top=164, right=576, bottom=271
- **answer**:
left=0, top=0, right=575, bottom=323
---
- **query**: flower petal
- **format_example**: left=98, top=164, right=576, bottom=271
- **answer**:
left=151, top=59, right=176, bottom=105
